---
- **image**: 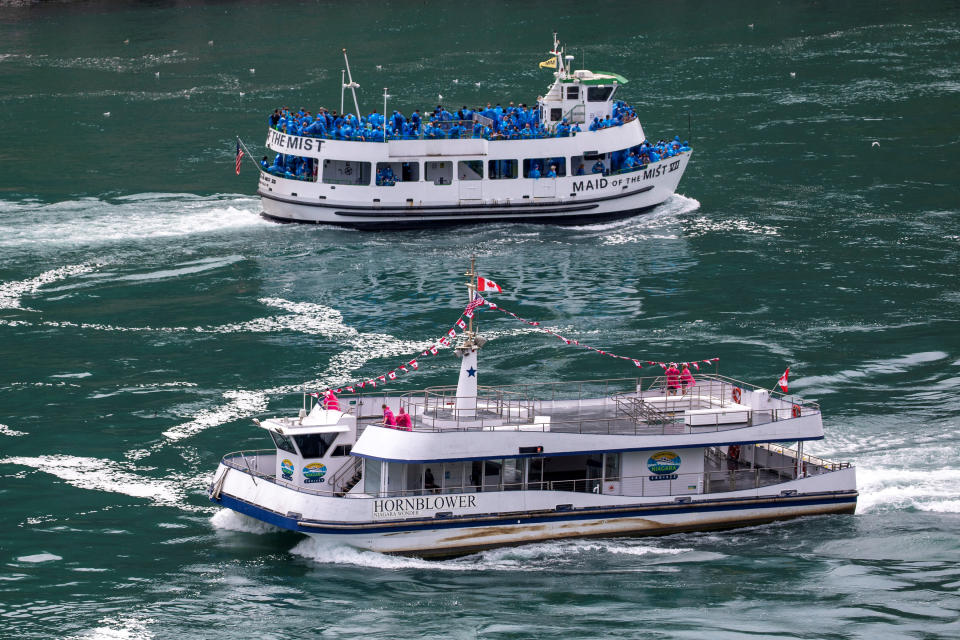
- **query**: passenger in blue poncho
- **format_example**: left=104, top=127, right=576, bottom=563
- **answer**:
left=591, top=160, right=605, bottom=174
left=545, top=165, right=557, bottom=178
left=529, top=164, right=541, bottom=179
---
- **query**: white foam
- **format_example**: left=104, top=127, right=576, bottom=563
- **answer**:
left=210, top=509, right=283, bottom=534
left=0, top=195, right=270, bottom=249
left=0, top=424, right=27, bottom=437
left=16, top=553, right=62, bottom=563
left=0, top=263, right=99, bottom=310
left=162, top=390, right=268, bottom=442
left=855, top=466, right=960, bottom=514
left=0, top=455, right=187, bottom=509
left=71, top=614, right=158, bottom=640
left=290, top=535, right=704, bottom=571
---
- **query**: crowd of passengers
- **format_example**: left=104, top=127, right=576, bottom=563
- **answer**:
left=263, top=135, right=691, bottom=182
left=266, top=100, right=638, bottom=143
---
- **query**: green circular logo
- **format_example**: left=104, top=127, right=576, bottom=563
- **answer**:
left=647, top=451, right=681, bottom=475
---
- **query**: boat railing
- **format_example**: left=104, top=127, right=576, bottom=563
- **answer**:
left=758, top=443, right=852, bottom=472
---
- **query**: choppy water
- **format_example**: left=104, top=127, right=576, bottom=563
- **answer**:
left=1, top=1, right=958, bottom=638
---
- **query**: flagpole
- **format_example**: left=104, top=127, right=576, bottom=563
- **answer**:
left=465, top=256, right=477, bottom=346
left=771, top=364, right=790, bottom=395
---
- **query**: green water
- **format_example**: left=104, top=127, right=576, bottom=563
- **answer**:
left=1, top=1, right=958, bottom=638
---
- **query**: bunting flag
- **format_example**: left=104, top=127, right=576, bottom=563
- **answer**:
left=477, top=276, right=502, bottom=293
left=316, top=297, right=718, bottom=397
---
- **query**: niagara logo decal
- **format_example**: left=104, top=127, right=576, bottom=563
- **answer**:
left=280, top=459, right=294, bottom=480
left=647, top=451, right=681, bottom=481
left=302, top=462, right=327, bottom=484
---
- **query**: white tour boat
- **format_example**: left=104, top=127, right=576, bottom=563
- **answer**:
left=209, top=266, right=857, bottom=558
left=246, top=35, right=692, bottom=229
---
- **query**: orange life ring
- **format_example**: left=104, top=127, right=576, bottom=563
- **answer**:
left=791, top=404, right=801, bottom=418
left=731, top=387, right=742, bottom=404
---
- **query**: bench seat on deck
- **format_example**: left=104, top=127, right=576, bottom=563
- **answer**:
left=683, top=403, right=750, bottom=426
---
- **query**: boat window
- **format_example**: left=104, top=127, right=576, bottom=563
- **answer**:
left=322, top=159, right=371, bottom=186
left=587, top=86, right=614, bottom=102
left=458, top=160, right=483, bottom=181
left=523, top=157, right=567, bottom=178
left=269, top=431, right=296, bottom=454
left=331, top=444, right=352, bottom=457
left=469, top=461, right=483, bottom=492
left=604, top=453, right=621, bottom=481
left=527, top=457, right=545, bottom=490
left=375, top=162, right=418, bottom=186
left=483, top=459, right=502, bottom=491
left=571, top=152, right=610, bottom=177
left=550, top=107, right=562, bottom=122
left=488, top=159, right=518, bottom=180
left=442, top=462, right=465, bottom=493
left=566, top=86, right=579, bottom=100
left=292, top=432, right=338, bottom=458
left=424, top=161, right=453, bottom=185
left=502, top=459, right=522, bottom=491
left=363, top=459, right=382, bottom=497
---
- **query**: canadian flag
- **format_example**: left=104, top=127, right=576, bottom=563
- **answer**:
left=777, top=367, right=790, bottom=393
left=345, top=386, right=354, bottom=392
left=388, top=371, right=397, bottom=380
left=409, top=359, right=419, bottom=369
left=429, top=346, right=438, bottom=355
left=632, top=360, right=642, bottom=367
left=456, top=318, right=466, bottom=329
left=447, top=328, right=457, bottom=338
left=477, top=276, right=502, bottom=293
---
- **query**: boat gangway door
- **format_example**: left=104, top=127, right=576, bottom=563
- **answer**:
left=533, top=179, right=557, bottom=199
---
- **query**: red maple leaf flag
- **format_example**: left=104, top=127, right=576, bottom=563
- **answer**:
left=477, top=276, right=502, bottom=293
left=777, top=367, right=790, bottom=393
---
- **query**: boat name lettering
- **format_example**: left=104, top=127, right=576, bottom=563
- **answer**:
left=268, top=130, right=324, bottom=153
left=373, top=495, right=477, bottom=517
left=649, top=474, right=679, bottom=481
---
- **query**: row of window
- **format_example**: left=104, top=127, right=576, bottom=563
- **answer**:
left=319, top=143, right=654, bottom=187
left=364, top=453, right=622, bottom=496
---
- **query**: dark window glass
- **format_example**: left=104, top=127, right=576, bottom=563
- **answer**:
left=293, top=433, right=338, bottom=458
left=550, top=108, right=563, bottom=121
left=488, top=159, right=518, bottom=179
left=566, top=86, right=579, bottom=99
left=270, top=431, right=296, bottom=454
left=587, top=86, right=614, bottom=102
left=331, top=444, right=352, bottom=457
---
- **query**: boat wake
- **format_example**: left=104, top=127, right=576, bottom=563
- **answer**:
left=0, top=193, right=270, bottom=250
left=288, top=535, right=718, bottom=572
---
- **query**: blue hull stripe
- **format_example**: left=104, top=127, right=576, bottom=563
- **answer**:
left=212, top=491, right=857, bottom=536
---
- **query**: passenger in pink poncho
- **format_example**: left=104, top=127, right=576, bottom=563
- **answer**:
left=396, top=406, right=412, bottom=431
left=665, top=363, right=680, bottom=395
left=381, top=404, right=397, bottom=426
left=680, top=364, right=696, bottom=394
left=323, top=390, right=339, bottom=411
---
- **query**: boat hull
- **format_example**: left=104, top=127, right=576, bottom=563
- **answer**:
left=257, top=153, right=691, bottom=230
left=211, top=464, right=857, bottom=558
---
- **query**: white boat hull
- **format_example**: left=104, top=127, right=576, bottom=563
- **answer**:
left=212, top=463, right=856, bottom=557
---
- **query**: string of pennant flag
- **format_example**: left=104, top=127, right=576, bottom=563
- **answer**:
left=317, top=292, right=717, bottom=396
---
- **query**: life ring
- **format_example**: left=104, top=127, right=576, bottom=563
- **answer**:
left=731, top=387, right=742, bottom=404
left=791, top=404, right=801, bottom=418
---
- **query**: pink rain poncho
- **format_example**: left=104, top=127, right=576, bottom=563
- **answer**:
left=382, top=406, right=397, bottom=426
left=680, top=366, right=696, bottom=389
left=323, top=390, right=339, bottom=411
left=665, top=364, right=680, bottom=390
left=396, top=407, right=412, bottom=431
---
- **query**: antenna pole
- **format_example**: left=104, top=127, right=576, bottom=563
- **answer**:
left=340, top=69, right=346, bottom=115
left=383, top=87, right=389, bottom=143
left=342, top=48, right=361, bottom=123
left=465, top=256, right=477, bottom=346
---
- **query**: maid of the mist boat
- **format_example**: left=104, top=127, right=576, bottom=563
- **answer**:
left=248, top=34, right=692, bottom=229
left=209, top=262, right=857, bottom=557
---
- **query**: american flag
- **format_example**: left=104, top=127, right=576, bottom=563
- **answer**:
left=235, top=141, right=244, bottom=175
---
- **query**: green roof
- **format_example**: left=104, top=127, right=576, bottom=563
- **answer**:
left=561, top=71, right=628, bottom=86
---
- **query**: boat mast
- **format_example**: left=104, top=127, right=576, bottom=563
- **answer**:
left=465, top=256, right=477, bottom=347
left=455, top=257, right=482, bottom=419
left=342, top=48, right=362, bottom=123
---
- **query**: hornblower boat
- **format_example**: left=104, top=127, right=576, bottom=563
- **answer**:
left=209, top=266, right=857, bottom=558
left=248, top=34, right=692, bottom=229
